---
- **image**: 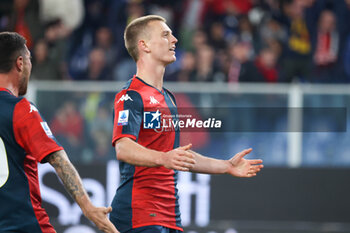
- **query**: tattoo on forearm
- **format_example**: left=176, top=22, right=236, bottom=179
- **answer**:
left=46, top=151, right=86, bottom=200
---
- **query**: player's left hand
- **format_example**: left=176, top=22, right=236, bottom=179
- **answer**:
left=226, top=148, right=263, bottom=177
left=84, top=206, right=120, bottom=233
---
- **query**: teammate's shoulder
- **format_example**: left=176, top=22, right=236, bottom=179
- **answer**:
left=14, top=98, right=39, bottom=115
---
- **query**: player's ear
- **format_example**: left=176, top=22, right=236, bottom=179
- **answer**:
left=138, top=40, right=151, bottom=53
left=15, top=56, right=24, bottom=72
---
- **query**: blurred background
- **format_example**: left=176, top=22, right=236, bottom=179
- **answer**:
left=1, top=0, right=350, bottom=232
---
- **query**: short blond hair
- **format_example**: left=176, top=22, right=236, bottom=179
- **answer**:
left=124, top=15, right=166, bottom=61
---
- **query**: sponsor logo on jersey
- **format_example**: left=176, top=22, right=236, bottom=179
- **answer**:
left=30, top=104, right=39, bottom=113
left=118, top=110, right=129, bottom=126
left=117, top=94, right=133, bottom=103
left=143, top=110, right=161, bottom=129
left=40, top=122, right=53, bottom=137
left=149, top=96, right=159, bottom=104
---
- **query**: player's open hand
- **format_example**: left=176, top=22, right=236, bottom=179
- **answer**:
left=162, top=144, right=196, bottom=171
left=83, top=206, right=119, bottom=233
left=226, top=148, right=263, bottom=177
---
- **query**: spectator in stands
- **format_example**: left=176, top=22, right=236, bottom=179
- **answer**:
left=208, top=21, right=227, bottom=51
left=31, top=39, right=61, bottom=80
left=7, top=0, right=350, bottom=84
left=43, top=19, right=68, bottom=79
left=194, top=44, right=225, bottom=82
left=259, top=17, right=287, bottom=56
left=95, top=27, right=118, bottom=70
left=168, top=51, right=197, bottom=82
left=238, top=15, right=256, bottom=47
left=237, top=15, right=257, bottom=58
left=254, top=47, right=280, bottom=82
left=50, top=101, right=84, bottom=157
left=279, top=0, right=312, bottom=82
left=310, top=10, right=340, bottom=82
left=227, top=41, right=252, bottom=82
left=216, top=50, right=232, bottom=80
left=10, top=0, right=42, bottom=49
left=201, top=0, right=254, bottom=41
left=85, top=48, right=110, bottom=81
left=191, top=28, right=209, bottom=53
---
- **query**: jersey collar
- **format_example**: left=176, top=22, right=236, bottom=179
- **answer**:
left=0, top=87, right=14, bottom=95
left=134, top=76, right=164, bottom=95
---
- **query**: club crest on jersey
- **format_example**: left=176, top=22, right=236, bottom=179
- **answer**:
left=118, top=110, right=129, bottom=126
left=143, top=110, right=161, bottom=129
left=149, top=96, right=159, bottom=104
left=117, top=94, right=133, bottom=103
left=40, top=122, right=53, bottom=137
left=30, top=104, right=39, bottom=113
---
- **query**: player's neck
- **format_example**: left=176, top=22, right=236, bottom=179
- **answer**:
left=136, top=59, right=165, bottom=91
left=0, top=74, right=19, bottom=97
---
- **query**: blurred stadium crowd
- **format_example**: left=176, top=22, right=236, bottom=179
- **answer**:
left=2, top=0, right=350, bottom=83
left=2, top=0, right=350, bottom=165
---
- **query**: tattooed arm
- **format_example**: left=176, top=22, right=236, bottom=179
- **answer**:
left=45, top=150, right=119, bottom=233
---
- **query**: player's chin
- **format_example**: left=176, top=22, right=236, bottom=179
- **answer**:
left=165, top=57, right=176, bottom=65
left=170, top=54, right=177, bottom=61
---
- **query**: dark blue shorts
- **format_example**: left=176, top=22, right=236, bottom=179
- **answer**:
left=125, top=225, right=182, bottom=233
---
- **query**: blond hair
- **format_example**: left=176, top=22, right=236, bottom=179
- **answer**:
left=124, top=15, right=166, bottom=61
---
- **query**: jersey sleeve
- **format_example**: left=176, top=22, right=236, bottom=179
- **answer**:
left=112, top=90, right=143, bottom=146
left=13, top=98, right=63, bottom=163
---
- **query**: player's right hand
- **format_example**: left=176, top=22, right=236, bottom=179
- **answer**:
left=162, top=144, right=196, bottom=171
left=84, top=206, right=120, bottom=233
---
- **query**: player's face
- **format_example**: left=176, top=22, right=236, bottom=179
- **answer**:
left=146, top=20, right=178, bottom=66
left=18, top=46, right=32, bottom=96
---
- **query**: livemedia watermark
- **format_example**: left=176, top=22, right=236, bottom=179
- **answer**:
left=142, top=107, right=347, bottom=133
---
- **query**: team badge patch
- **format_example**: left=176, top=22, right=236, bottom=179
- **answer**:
left=40, top=122, right=53, bottom=137
left=143, top=110, right=161, bottom=129
left=118, top=110, right=129, bottom=126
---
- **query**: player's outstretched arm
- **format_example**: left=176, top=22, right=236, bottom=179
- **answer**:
left=189, top=148, right=263, bottom=177
left=115, top=137, right=196, bottom=171
left=45, top=150, right=119, bottom=233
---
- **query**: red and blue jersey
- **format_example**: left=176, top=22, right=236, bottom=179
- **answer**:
left=0, top=88, right=63, bottom=233
left=111, top=76, right=181, bottom=232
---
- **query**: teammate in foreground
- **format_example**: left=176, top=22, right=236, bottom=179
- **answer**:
left=111, top=15, right=264, bottom=233
left=0, top=32, right=119, bottom=233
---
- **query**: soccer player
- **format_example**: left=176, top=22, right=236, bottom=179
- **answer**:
left=0, top=32, right=119, bottom=233
left=111, top=15, right=264, bottom=233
